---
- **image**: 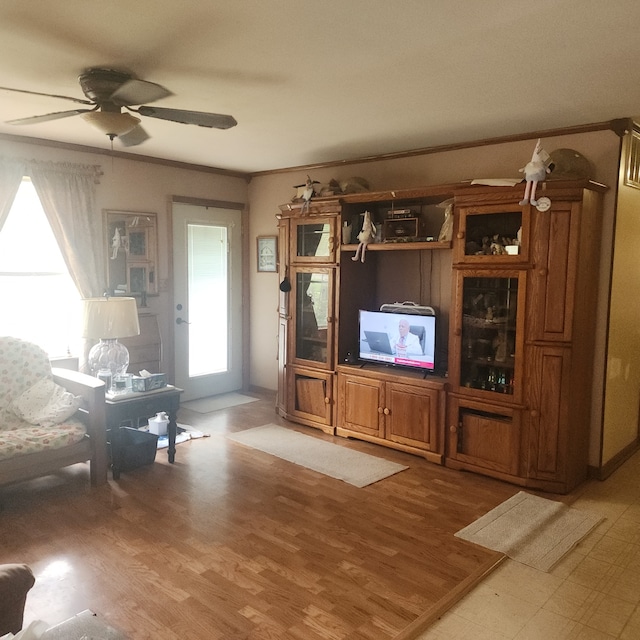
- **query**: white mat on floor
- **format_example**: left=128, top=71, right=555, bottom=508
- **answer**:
left=155, top=424, right=207, bottom=448
left=227, top=424, right=408, bottom=487
left=455, top=491, right=603, bottom=572
left=181, top=393, right=258, bottom=413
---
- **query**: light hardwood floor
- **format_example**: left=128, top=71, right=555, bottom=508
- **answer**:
left=1, top=392, right=524, bottom=639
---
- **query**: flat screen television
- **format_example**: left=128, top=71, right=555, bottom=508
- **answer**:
left=358, top=309, right=436, bottom=371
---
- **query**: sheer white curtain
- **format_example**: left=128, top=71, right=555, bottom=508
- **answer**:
left=0, top=157, right=104, bottom=366
left=29, top=161, right=104, bottom=298
left=0, top=158, right=27, bottom=232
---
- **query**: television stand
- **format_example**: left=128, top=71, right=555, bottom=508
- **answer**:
left=335, top=363, right=446, bottom=464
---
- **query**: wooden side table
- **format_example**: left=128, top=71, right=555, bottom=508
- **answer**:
left=105, top=385, right=183, bottom=479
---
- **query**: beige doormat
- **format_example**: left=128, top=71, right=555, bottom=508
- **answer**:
left=227, top=424, right=408, bottom=487
left=455, top=491, right=603, bottom=572
left=181, top=392, right=258, bottom=413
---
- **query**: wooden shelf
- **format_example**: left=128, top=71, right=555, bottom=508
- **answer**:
left=340, top=241, right=451, bottom=252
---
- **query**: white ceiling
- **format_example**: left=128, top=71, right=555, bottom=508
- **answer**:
left=1, top=1, right=639, bottom=174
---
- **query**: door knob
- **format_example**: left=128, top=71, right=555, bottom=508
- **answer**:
left=176, top=317, right=191, bottom=325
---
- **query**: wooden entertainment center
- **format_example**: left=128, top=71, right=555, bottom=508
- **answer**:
left=276, top=180, right=606, bottom=493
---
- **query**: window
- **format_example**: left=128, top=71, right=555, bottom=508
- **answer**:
left=0, top=178, right=81, bottom=357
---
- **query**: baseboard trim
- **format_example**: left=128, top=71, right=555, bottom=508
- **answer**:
left=590, top=437, right=640, bottom=481
left=393, top=552, right=506, bottom=640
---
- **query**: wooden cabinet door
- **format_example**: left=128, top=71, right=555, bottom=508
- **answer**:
left=287, top=366, right=333, bottom=427
left=337, top=372, right=384, bottom=437
left=527, top=201, right=579, bottom=342
left=277, top=219, right=290, bottom=316
left=453, top=202, right=530, bottom=265
left=290, top=216, right=337, bottom=264
left=447, top=396, right=521, bottom=476
left=385, top=382, right=439, bottom=452
left=449, top=269, right=527, bottom=406
left=525, top=345, right=572, bottom=483
left=276, top=316, right=288, bottom=414
left=290, top=266, right=335, bottom=370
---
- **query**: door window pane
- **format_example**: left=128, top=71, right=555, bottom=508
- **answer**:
left=187, top=224, right=228, bottom=376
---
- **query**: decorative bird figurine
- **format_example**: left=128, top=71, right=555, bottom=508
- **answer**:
left=294, top=175, right=320, bottom=213
left=519, top=139, right=552, bottom=206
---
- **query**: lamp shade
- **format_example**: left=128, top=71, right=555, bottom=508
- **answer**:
left=82, top=297, right=140, bottom=339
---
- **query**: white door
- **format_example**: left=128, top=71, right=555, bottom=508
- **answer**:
left=172, top=202, right=243, bottom=401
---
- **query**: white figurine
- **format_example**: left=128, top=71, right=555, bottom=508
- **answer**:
left=352, top=210, right=376, bottom=263
left=519, top=139, right=551, bottom=206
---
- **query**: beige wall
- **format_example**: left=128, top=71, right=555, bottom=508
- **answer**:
left=602, top=134, right=640, bottom=464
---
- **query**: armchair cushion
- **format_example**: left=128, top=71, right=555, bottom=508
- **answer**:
left=0, top=337, right=87, bottom=462
left=0, top=420, right=87, bottom=462
left=10, top=377, right=82, bottom=427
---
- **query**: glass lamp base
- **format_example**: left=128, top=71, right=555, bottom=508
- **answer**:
left=88, top=338, right=130, bottom=379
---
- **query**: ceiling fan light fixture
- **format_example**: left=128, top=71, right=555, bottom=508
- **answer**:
left=81, top=111, right=141, bottom=137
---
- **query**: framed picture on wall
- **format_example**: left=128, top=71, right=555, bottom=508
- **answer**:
left=257, top=236, right=278, bottom=272
left=104, top=210, right=158, bottom=295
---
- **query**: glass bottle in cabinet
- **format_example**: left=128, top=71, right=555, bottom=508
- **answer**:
left=455, top=271, right=525, bottom=401
left=290, top=217, right=336, bottom=263
left=291, top=267, right=335, bottom=369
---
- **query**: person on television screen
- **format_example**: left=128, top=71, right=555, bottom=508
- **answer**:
left=390, top=318, right=422, bottom=356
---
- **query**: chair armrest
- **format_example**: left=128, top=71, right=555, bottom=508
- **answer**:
left=51, top=368, right=107, bottom=485
left=51, top=368, right=105, bottom=432
left=0, top=563, right=35, bottom=635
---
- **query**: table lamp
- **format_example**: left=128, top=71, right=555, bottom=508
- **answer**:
left=82, top=296, right=140, bottom=381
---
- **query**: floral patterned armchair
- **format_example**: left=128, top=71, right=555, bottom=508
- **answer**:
left=0, top=337, right=107, bottom=487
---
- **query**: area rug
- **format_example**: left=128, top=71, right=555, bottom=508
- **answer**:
left=181, top=392, right=258, bottom=413
left=227, top=424, right=408, bottom=487
left=455, top=491, right=603, bottom=572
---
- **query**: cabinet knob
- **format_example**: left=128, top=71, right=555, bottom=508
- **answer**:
left=538, top=268, right=548, bottom=277
left=530, top=409, right=538, bottom=418
left=456, top=231, right=465, bottom=240
left=383, top=407, right=390, bottom=416
left=324, top=397, right=330, bottom=404
left=449, top=425, right=457, bottom=433
left=378, top=407, right=384, bottom=414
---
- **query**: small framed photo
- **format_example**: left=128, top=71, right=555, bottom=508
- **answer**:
left=257, top=236, right=278, bottom=272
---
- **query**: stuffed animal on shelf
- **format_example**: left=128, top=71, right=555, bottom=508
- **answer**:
left=352, top=210, right=376, bottom=263
left=293, top=175, right=320, bottom=213
left=519, top=138, right=552, bottom=206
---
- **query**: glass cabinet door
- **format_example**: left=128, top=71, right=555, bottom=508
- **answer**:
left=454, top=204, right=530, bottom=265
left=291, top=267, right=335, bottom=369
left=290, top=217, right=336, bottom=264
left=455, top=270, right=526, bottom=401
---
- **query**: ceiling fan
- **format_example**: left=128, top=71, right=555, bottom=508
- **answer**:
left=0, top=67, right=237, bottom=147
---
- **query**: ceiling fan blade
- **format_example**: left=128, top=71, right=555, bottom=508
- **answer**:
left=6, top=108, right=94, bottom=125
left=110, top=79, right=172, bottom=106
left=0, top=86, right=93, bottom=105
left=137, top=105, right=237, bottom=129
left=118, top=125, right=150, bottom=147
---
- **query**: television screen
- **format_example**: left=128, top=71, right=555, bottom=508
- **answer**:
left=358, top=309, right=436, bottom=371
